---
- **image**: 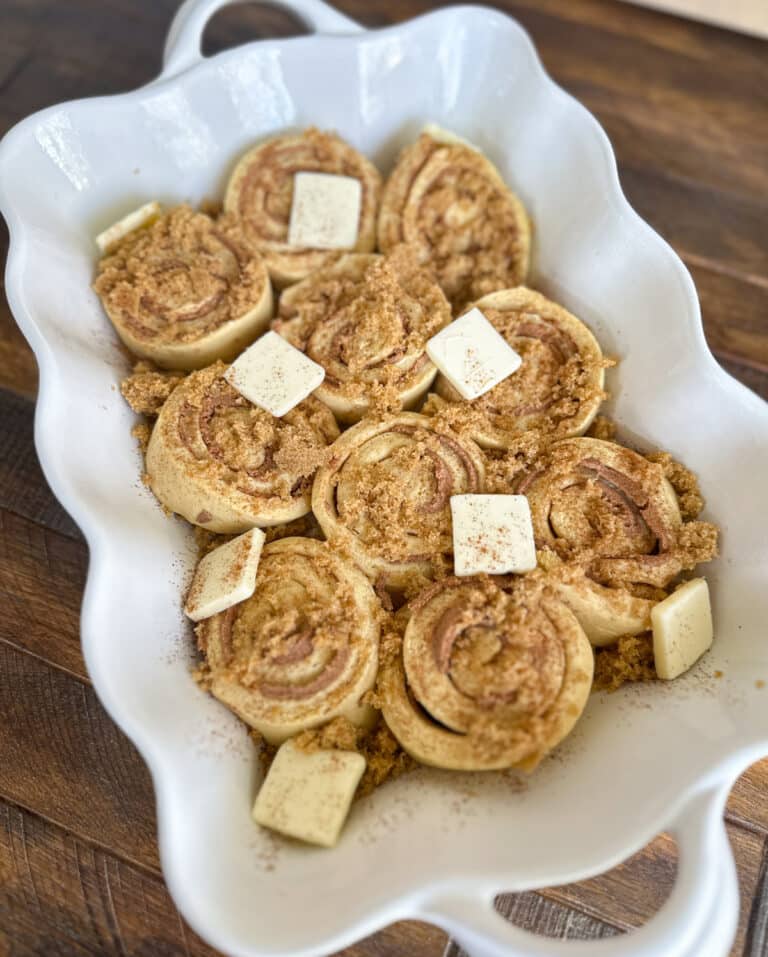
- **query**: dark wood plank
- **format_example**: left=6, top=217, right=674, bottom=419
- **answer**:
left=0, top=640, right=160, bottom=873
left=0, top=797, right=445, bottom=957
left=0, top=388, right=81, bottom=537
left=718, top=359, right=768, bottom=401
left=746, top=846, right=768, bottom=957
left=499, top=0, right=768, bottom=203
left=0, top=229, right=38, bottom=398
left=544, top=825, right=766, bottom=956
left=337, top=922, right=446, bottom=957
left=0, top=509, right=85, bottom=677
left=619, top=165, right=768, bottom=285
left=693, top=266, right=768, bottom=371
left=0, top=799, right=218, bottom=957
left=444, top=891, right=620, bottom=956
left=729, top=761, right=768, bottom=835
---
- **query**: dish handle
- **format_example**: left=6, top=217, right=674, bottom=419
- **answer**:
left=161, top=0, right=363, bottom=80
left=419, top=784, right=739, bottom=957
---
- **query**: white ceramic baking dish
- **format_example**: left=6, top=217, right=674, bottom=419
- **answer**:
left=2, top=1, right=767, bottom=955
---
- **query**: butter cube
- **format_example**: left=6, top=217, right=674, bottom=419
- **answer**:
left=287, top=171, right=362, bottom=250
left=451, top=494, right=536, bottom=576
left=652, top=578, right=713, bottom=680
left=96, top=201, right=161, bottom=253
left=426, top=308, right=522, bottom=400
left=225, top=331, right=325, bottom=417
left=184, top=527, right=264, bottom=622
left=253, top=740, right=366, bottom=847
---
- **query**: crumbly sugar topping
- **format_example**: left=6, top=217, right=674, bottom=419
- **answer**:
left=172, top=361, right=338, bottom=503
left=121, top=360, right=185, bottom=415
left=275, top=245, right=450, bottom=411
left=94, top=205, right=268, bottom=343
left=388, top=135, right=529, bottom=312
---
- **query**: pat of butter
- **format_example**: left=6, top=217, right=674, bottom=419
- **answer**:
left=184, top=527, right=265, bottom=622
left=287, top=171, right=362, bottom=250
left=451, top=494, right=536, bottom=576
left=225, top=331, right=325, bottom=417
left=95, top=201, right=161, bottom=253
left=426, top=308, right=522, bottom=400
left=253, top=740, right=366, bottom=847
left=652, top=578, right=713, bottom=680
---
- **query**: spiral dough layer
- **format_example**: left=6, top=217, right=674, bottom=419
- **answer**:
left=380, top=576, right=593, bottom=771
left=312, top=412, right=485, bottom=591
left=146, top=362, right=339, bottom=532
left=93, top=205, right=272, bottom=370
left=378, top=132, right=531, bottom=313
left=198, top=537, right=380, bottom=744
left=275, top=246, right=451, bottom=423
left=432, top=287, right=606, bottom=448
left=224, top=128, right=382, bottom=287
left=517, top=437, right=718, bottom=644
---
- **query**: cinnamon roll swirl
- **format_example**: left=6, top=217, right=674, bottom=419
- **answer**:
left=93, top=205, right=272, bottom=370
left=274, top=247, right=451, bottom=423
left=429, top=288, right=607, bottom=448
left=378, top=131, right=531, bottom=312
left=517, top=438, right=718, bottom=644
left=198, top=537, right=380, bottom=744
left=224, top=128, right=382, bottom=287
left=312, top=412, right=485, bottom=591
left=380, top=576, right=593, bottom=771
left=146, top=361, right=339, bottom=532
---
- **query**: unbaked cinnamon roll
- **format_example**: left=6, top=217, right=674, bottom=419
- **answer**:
left=224, top=128, right=382, bottom=287
left=429, top=288, right=607, bottom=448
left=274, top=247, right=451, bottom=423
left=146, top=361, right=339, bottom=532
left=380, top=575, right=593, bottom=771
left=517, top=438, right=718, bottom=644
left=198, top=537, right=380, bottom=744
left=93, top=205, right=272, bottom=370
left=378, top=131, right=531, bottom=312
left=312, top=412, right=485, bottom=591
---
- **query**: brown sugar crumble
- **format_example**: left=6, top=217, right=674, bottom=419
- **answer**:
left=121, top=360, right=185, bottom=416
left=131, top=421, right=153, bottom=457
left=94, top=205, right=269, bottom=344
left=274, top=245, right=451, bottom=415
left=646, top=450, right=705, bottom=521
left=586, top=415, right=617, bottom=441
left=593, top=634, right=657, bottom=691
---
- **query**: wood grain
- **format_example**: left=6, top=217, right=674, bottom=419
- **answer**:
left=545, top=826, right=766, bottom=956
left=0, top=640, right=159, bottom=872
left=0, top=388, right=80, bottom=538
left=0, top=800, right=216, bottom=957
left=445, top=892, right=620, bottom=956
left=0, top=798, right=444, bottom=957
left=0, top=509, right=85, bottom=676
left=0, top=0, right=766, bottom=955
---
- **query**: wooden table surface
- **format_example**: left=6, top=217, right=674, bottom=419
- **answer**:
left=1, top=1, right=766, bottom=955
